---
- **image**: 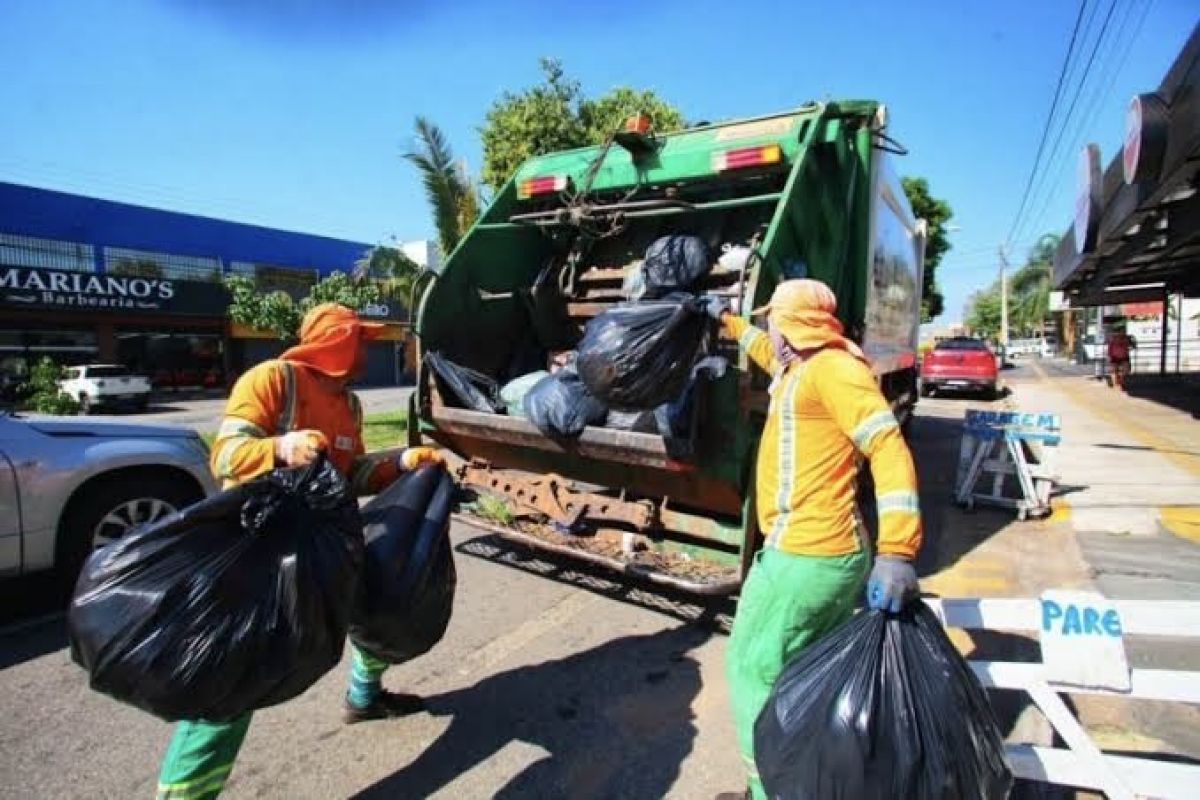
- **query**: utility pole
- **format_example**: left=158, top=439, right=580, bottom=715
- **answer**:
left=998, top=246, right=1010, bottom=350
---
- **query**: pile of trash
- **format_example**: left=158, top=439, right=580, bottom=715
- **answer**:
left=69, top=457, right=458, bottom=721
left=428, top=234, right=728, bottom=443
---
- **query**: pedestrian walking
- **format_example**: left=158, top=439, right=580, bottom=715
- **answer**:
left=1106, top=323, right=1135, bottom=391
left=703, top=279, right=925, bottom=800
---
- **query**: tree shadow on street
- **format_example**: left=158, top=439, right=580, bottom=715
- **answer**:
left=350, top=623, right=711, bottom=800
left=1124, top=375, right=1200, bottom=419
left=902, top=413, right=1024, bottom=579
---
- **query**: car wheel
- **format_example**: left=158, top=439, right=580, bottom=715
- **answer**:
left=984, top=383, right=999, bottom=401
left=56, top=474, right=202, bottom=587
left=77, top=394, right=92, bottom=415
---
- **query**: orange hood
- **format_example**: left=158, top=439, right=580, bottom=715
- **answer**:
left=281, top=303, right=384, bottom=378
left=752, top=279, right=867, bottom=362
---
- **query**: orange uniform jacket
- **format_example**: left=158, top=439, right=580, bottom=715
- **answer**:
left=729, top=316, right=923, bottom=559
left=210, top=359, right=399, bottom=493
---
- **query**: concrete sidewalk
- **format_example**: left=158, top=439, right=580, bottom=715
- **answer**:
left=1009, top=363, right=1200, bottom=602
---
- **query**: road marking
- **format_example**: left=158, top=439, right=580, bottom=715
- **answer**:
left=1160, top=507, right=1200, bottom=545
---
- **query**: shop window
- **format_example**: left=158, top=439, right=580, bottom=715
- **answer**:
left=104, top=247, right=223, bottom=283
left=0, top=233, right=94, bottom=272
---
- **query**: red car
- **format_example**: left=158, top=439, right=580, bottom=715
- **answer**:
left=920, top=337, right=999, bottom=399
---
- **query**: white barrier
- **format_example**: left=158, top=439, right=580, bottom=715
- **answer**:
left=925, top=598, right=1200, bottom=800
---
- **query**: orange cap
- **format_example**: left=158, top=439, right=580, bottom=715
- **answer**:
left=281, top=303, right=384, bottom=378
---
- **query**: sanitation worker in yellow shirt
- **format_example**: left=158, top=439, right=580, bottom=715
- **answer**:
left=155, top=303, right=444, bottom=800
left=704, top=279, right=924, bottom=800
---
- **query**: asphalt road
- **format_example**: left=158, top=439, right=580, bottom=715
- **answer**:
left=9, top=369, right=1193, bottom=797
left=0, top=394, right=1015, bottom=799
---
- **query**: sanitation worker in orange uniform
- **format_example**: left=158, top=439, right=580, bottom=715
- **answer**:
left=704, top=280, right=924, bottom=800
left=155, top=303, right=443, bottom=800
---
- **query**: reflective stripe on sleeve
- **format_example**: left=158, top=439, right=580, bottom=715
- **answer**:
left=851, top=409, right=899, bottom=451
left=876, top=490, right=921, bottom=516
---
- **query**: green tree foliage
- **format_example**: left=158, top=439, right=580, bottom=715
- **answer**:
left=901, top=177, right=952, bottom=322
left=965, top=289, right=1002, bottom=338
left=1008, top=233, right=1059, bottom=335
left=224, top=272, right=382, bottom=341
left=404, top=117, right=480, bottom=258
left=578, top=87, right=686, bottom=145
left=19, top=357, right=80, bottom=415
left=480, top=58, right=686, bottom=190
left=964, top=233, right=1060, bottom=338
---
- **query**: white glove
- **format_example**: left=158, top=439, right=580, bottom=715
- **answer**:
left=274, top=430, right=327, bottom=467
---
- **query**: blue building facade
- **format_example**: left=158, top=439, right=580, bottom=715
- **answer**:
left=0, top=182, right=406, bottom=389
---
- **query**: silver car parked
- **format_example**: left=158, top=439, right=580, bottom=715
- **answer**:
left=0, top=411, right=217, bottom=581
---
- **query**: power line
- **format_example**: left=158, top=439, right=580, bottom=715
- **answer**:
left=1010, top=0, right=1124, bottom=245
left=1005, top=0, right=1090, bottom=247
left=1018, top=0, right=1154, bottom=240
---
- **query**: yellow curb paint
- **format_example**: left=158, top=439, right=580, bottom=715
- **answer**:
left=1046, top=496, right=1072, bottom=524
left=1160, top=506, right=1200, bottom=544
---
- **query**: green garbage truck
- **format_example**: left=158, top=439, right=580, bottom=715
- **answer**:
left=408, top=100, right=926, bottom=594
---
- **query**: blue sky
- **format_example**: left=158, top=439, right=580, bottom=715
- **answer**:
left=2, top=0, right=1196, bottom=322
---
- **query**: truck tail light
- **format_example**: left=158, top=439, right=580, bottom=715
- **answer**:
left=712, top=143, right=783, bottom=172
left=517, top=174, right=571, bottom=199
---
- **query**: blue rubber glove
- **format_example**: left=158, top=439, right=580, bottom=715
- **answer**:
left=866, top=555, right=919, bottom=612
left=701, top=295, right=729, bottom=321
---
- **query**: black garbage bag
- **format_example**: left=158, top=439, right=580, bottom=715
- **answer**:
left=754, top=603, right=1012, bottom=800
left=640, top=234, right=711, bottom=299
left=655, top=355, right=727, bottom=441
left=349, top=465, right=457, bottom=664
left=576, top=297, right=710, bottom=411
left=68, top=457, right=364, bottom=722
left=426, top=351, right=502, bottom=413
left=524, top=368, right=608, bottom=438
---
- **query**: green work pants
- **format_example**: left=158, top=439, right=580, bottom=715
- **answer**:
left=155, top=645, right=388, bottom=799
left=725, top=547, right=870, bottom=800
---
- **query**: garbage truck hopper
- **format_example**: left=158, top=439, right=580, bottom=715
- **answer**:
left=409, top=100, right=926, bottom=594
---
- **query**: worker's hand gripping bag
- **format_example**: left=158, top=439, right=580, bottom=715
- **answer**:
left=576, top=296, right=710, bottom=411
left=68, top=456, right=364, bottom=722
left=754, top=603, right=1013, bottom=800
left=349, top=464, right=458, bottom=664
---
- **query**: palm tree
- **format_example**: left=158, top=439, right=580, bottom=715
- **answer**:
left=354, top=245, right=424, bottom=310
left=404, top=117, right=479, bottom=259
left=1009, top=233, right=1060, bottom=335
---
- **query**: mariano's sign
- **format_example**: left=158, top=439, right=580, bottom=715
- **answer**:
left=0, top=266, right=228, bottom=316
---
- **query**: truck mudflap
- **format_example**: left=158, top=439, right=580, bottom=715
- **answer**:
left=452, top=459, right=743, bottom=596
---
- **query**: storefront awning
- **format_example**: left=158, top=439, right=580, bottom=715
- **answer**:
left=1054, top=24, right=1200, bottom=306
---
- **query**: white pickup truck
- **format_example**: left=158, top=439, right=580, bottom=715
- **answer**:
left=59, top=364, right=152, bottom=414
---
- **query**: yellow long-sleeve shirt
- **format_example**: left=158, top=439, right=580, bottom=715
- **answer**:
left=729, top=316, right=922, bottom=559
left=210, top=359, right=399, bottom=494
